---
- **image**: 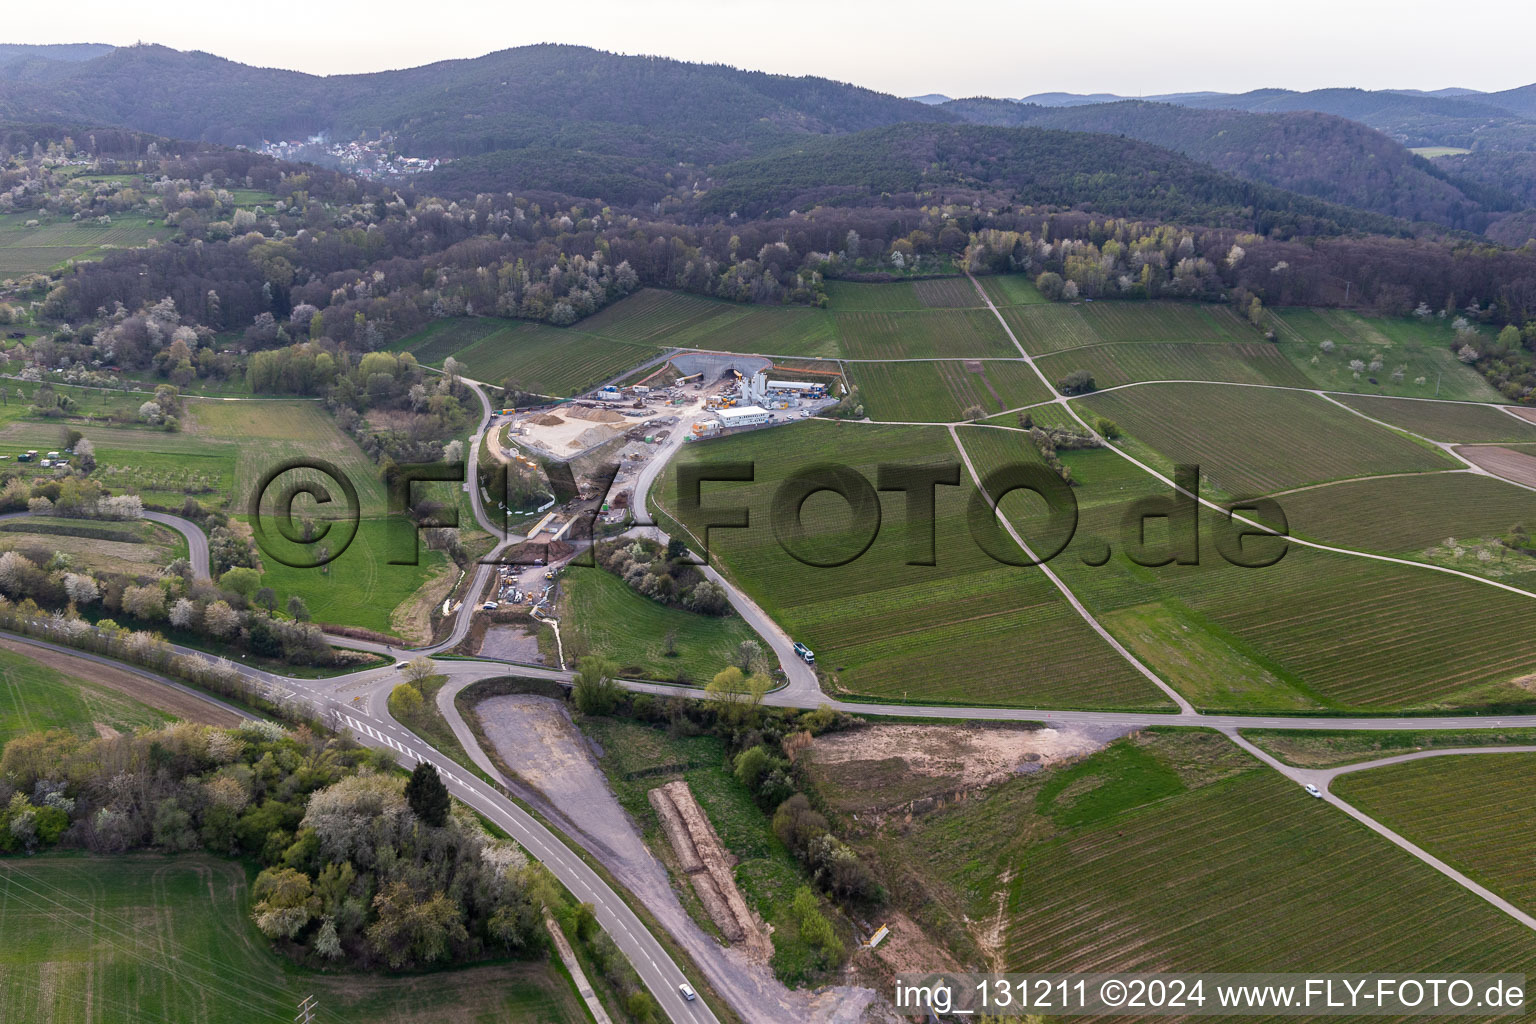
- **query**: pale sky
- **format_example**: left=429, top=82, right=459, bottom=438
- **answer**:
left=7, top=0, right=1535, bottom=97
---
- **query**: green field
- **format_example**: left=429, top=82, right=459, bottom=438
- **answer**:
left=1079, top=383, right=1454, bottom=496
left=833, top=308, right=1017, bottom=359
left=559, top=565, right=767, bottom=684
left=1335, top=754, right=1536, bottom=915
left=849, top=359, right=1051, bottom=421
left=1277, top=471, right=1536, bottom=570
left=1036, top=341, right=1313, bottom=389
left=0, top=644, right=173, bottom=746
left=0, top=212, right=169, bottom=275
left=1337, top=395, right=1536, bottom=443
left=1242, top=727, right=1536, bottom=767
left=395, top=317, right=658, bottom=395
left=657, top=420, right=1168, bottom=709
left=0, top=855, right=587, bottom=1023
left=1271, top=308, right=1503, bottom=402
left=847, top=730, right=1536, bottom=981
left=1002, top=755, right=1536, bottom=974
left=955, top=431, right=1536, bottom=710
left=978, top=273, right=1047, bottom=306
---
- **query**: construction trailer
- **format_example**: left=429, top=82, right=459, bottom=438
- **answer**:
left=717, top=405, right=771, bottom=428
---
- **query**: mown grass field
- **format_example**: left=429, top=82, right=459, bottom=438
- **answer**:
left=0, top=643, right=172, bottom=746
left=0, top=212, right=169, bottom=274
left=558, top=565, right=766, bottom=684
left=978, top=273, right=1047, bottom=306
left=1337, top=395, right=1536, bottom=443
left=1271, top=307, right=1503, bottom=402
left=1035, top=341, right=1313, bottom=389
left=850, top=359, right=1050, bottom=421
left=1334, top=754, right=1536, bottom=915
left=0, top=855, right=588, bottom=1024
left=1078, top=383, right=1454, bottom=496
left=956, top=430, right=1536, bottom=710
left=657, top=420, right=1167, bottom=709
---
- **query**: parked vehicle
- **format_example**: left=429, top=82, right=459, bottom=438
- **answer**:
left=1304, top=784, right=1322, bottom=798
left=793, top=641, right=815, bottom=665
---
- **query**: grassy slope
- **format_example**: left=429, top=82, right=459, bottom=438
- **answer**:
left=0, top=855, right=587, bottom=1024
left=559, top=565, right=766, bottom=684
left=0, top=643, right=173, bottom=746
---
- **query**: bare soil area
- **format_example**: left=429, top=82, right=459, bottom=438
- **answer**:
left=650, top=780, right=773, bottom=961
left=0, top=638, right=242, bottom=727
left=477, top=624, right=547, bottom=663
left=1456, top=444, right=1536, bottom=488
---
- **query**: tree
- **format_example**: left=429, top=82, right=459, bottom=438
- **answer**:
left=707, top=667, right=771, bottom=726
left=251, top=867, right=318, bottom=939
left=661, top=628, right=678, bottom=658
left=121, top=584, right=166, bottom=621
left=74, top=438, right=95, bottom=474
left=254, top=586, right=277, bottom=613
left=404, top=762, right=450, bottom=827
left=367, top=880, right=464, bottom=968
left=203, top=600, right=239, bottom=637
left=388, top=683, right=425, bottom=723
left=286, top=595, right=310, bottom=621
left=63, top=573, right=99, bottom=605
left=1095, top=417, right=1121, bottom=440
left=404, top=657, right=437, bottom=684
left=1057, top=369, right=1095, bottom=395
left=220, top=567, right=261, bottom=599
left=735, top=639, right=763, bottom=673
left=572, top=656, right=622, bottom=715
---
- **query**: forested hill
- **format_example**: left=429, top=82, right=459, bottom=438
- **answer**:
left=0, top=42, right=955, bottom=156
left=940, top=99, right=1513, bottom=232
left=698, top=122, right=1411, bottom=237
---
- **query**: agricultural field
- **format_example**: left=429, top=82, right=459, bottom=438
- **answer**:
left=0, top=855, right=588, bottom=1024
left=0, top=516, right=186, bottom=577
left=849, top=359, right=1050, bottom=421
left=0, top=642, right=174, bottom=746
left=1078, top=382, right=1454, bottom=496
left=1336, top=394, right=1536, bottom=443
left=852, top=730, right=1536, bottom=982
left=0, top=212, right=169, bottom=275
left=1334, top=754, right=1536, bottom=915
left=980, top=400, right=1081, bottom=432
left=1002, top=752, right=1536, bottom=975
left=833, top=308, right=1017, bottom=359
left=978, top=273, right=1047, bottom=306
left=1270, top=308, right=1503, bottom=402
left=1242, top=727, right=1536, bottom=768
left=1276, top=471, right=1536, bottom=573
left=997, top=303, right=1102, bottom=354
left=395, top=318, right=658, bottom=395
left=1035, top=341, right=1313, bottom=389
left=956, top=431, right=1536, bottom=710
left=557, top=565, right=768, bottom=685
left=656, top=420, right=1168, bottom=709
left=1076, top=302, right=1254, bottom=345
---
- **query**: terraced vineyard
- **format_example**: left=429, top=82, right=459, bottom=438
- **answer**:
left=1004, top=767, right=1536, bottom=976
left=657, top=421, right=1168, bottom=709
left=1337, top=395, right=1536, bottom=443
left=1334, top=754, right=1536, bottom=915
left=1079, top=383, right=1454, bottom=495
left=957, top=430, right=1536, bottom=710
left=0, top=213, right=169, bottom=274
left=834, top=308, right=1018, bottom=359
left=851, top=359, right=1051, bottom=421
left=1036, top=341, right=1313, bottom=389
left=1278, top=471, right=1536, bottom=559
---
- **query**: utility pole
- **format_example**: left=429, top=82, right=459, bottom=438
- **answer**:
left=296, top=995, right=318, bottom=1024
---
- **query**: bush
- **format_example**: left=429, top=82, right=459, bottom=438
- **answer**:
left=1057, top=369, right=1095, bottom=395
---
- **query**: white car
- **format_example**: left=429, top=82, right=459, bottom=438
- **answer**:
left=678, top=982, right=697, bottom=1001
left=1304, top=784, right=1322, bottom=799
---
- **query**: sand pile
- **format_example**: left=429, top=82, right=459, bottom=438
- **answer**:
left=567, top=406, right=625, bottom=423
left=527, top=413, right=564, bottom=426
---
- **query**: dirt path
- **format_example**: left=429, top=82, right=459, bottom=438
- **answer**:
left=471, top=694, right=882, bottom=1023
